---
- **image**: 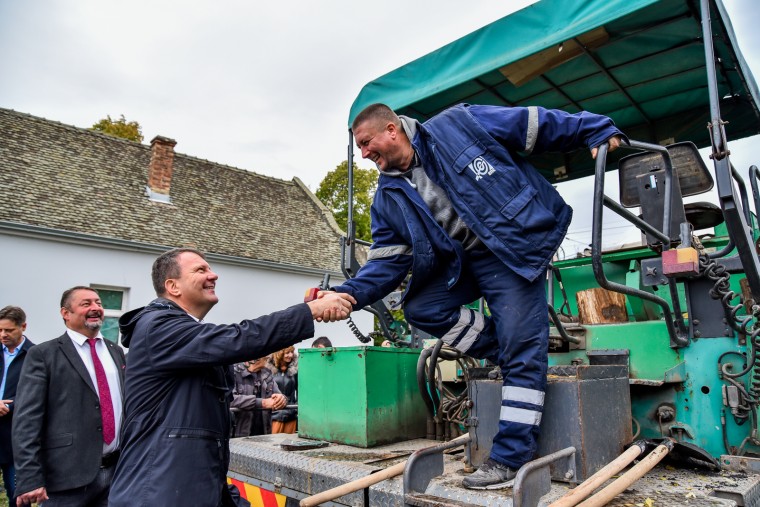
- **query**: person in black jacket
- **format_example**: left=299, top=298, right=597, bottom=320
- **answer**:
left=0, top=306, right=34, bottom=506
left=267, top=347, right=298, bottom=434
left=109, top=248, right=355, bottom=507
left=231, top=358, right=286, bottom=437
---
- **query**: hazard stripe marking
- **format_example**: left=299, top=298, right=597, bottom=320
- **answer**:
left=228, top=478, right=248, bottom=500
left=227, top=477, right=286, bottom=507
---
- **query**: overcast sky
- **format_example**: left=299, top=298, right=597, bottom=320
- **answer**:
left=2, top=0, right=758, bottom=256
left=0, top=0, right=538, bottom=189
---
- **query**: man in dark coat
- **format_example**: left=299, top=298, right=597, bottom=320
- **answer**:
left=14, top=287, right=126, bottom=506
left=0, top=306, right=34, bottom=506
left=108, top=248, right=355, bottom=507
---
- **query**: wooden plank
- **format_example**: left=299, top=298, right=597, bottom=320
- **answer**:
left=499, top=27, right=609, bottom=87
left=576, top=287, right=628, bottom=324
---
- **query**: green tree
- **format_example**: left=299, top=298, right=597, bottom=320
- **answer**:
left=316, top=161, right=378, bottom=242
left=90, top=114, right=144, bottom=143
left=317, top=162, right=412, bottom=341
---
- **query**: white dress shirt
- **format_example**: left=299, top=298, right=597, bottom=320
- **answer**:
left=67, top=329, right=123, bottom=454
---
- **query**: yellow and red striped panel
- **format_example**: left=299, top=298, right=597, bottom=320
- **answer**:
left=227, top=477, right=287, bottom=507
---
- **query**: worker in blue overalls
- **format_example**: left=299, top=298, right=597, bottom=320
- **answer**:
left=332, top=102, right=624, bottom=489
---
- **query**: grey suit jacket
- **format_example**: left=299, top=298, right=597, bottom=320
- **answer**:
left=12, top=332, right=126, bottom=495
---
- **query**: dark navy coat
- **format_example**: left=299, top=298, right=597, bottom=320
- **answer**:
left=109, top=298, right=314, bottom=507
left=0, top=337, right=34, bottom=465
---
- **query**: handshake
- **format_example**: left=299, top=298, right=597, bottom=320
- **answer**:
left=305, top=290, right=356, bottom=323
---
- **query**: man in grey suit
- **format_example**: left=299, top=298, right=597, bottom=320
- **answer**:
left=13, top=287, right=126, bottom=507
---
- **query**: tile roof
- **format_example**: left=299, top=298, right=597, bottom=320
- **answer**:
left=0, top=108, right=345, bottom=272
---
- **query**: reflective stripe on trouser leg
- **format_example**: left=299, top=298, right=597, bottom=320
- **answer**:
left=503, top=386, right=545, bottom=407
left=488, top=305, right=548, bottom=469
left=464, top=250, right=549, bottom=469
left=439, top=308, right=485, bottom=354
left=500, top=386, right=545, bottom=427
left=494, top=384, right=546, bottom=468
left=500, top=406, right=542, bottom=426
left=402, top=270, right=500, bottom=365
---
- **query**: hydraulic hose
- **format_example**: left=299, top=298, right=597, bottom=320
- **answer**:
left=428, top=339, right=445, bottom=439
left=548, top=304, right=581, bottom=344
left=701, top=252, right=760, bottom=425
left=427, top=340, right=444, bottom=412
left=416, top=347, right=436, bottom=439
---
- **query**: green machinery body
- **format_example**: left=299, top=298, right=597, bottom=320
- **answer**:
left=549, top=225, right=759, bottom=460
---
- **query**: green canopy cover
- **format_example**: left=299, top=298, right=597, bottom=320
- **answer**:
left=349, top=0, right=760, bottom=182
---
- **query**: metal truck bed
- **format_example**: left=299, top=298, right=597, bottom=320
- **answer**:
left=228, top=434, right=760, bottom=507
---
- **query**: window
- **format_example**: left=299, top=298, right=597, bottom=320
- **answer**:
left=91, top=286, right=129, bottom=344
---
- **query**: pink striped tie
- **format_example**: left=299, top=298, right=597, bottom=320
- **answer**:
left=86, top=339, right=115, bottom=444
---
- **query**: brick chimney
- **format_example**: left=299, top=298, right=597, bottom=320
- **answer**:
left=146, top=135, right=177, bottom=203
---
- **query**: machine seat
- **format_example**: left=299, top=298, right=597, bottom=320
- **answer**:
left=684, top=201, right=724, bottom=230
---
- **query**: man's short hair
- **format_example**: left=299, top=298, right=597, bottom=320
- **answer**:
left=152, top=248, right=206, bottom=296
left=311, top=336, right=332, bottom=348
left=60, top=286, right=99, bottom=310
left=351, top=103, right=401, bottom=133
left=0, top=306, right=26, bottom=326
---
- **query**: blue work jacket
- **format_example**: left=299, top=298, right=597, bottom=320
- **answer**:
left=336, top=104, right=622, bottom=309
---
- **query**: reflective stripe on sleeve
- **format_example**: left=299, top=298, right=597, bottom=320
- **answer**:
left=502, top=386, right=545, bottom=407
left=524, top=106, right=539, bottom=155
left=500, top=406, right=542, bottom=426
left=367, top=245, right=412, bottom=260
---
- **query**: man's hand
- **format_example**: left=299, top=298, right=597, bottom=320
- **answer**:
left=307, top=292, right=356, bottom=323
left=262, top=393, right=288, bottom=410
left=591, top=134, right=624, bottom=159
left=17, top=487, right=48, bottom=506
left=0, top=400, right=12, bottom=417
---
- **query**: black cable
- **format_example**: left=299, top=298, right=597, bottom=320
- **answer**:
left=416, top=348, right=435, bottom=419
left=427, top=340, right=444, bottom=417
left=701, top=253, right=760, bottom=383
left=346, top=315, right=372, bottom=343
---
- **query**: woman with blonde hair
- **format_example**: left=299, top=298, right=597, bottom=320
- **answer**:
left=267, top=346, right=298, bottom=433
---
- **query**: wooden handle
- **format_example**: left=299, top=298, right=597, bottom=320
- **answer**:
left=299, top=460, right=407, bottom=507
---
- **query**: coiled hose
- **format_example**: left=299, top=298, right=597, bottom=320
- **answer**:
left=699, top=251, right=760, bottom=449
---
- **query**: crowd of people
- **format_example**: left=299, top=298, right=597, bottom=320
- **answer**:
left=231, top=340, right=329, bottom=438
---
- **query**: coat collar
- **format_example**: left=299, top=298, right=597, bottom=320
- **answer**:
left=57, top=332, right=97, bottom=393
left=56, top=331, right=125, bottom=394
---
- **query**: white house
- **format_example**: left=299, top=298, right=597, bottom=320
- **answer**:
left=0, top=108, right=373, bottom=348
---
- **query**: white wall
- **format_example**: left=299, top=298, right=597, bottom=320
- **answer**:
left=0, top=233, right=374, bottom=349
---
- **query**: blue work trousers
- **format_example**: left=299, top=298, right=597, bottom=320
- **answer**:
left=404, top=248, right=548, bottom=469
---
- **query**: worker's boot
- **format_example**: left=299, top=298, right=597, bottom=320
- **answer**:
left=462, top=458, right=517, bottom=490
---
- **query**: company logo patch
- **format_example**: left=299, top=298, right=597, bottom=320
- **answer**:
left=468, top=157, right=495, bottom=181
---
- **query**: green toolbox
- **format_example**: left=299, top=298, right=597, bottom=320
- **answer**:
left=298, top=346, right=426, bottom=447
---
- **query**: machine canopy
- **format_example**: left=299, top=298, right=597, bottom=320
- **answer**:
left=348, top=0, right=760, bottom=183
